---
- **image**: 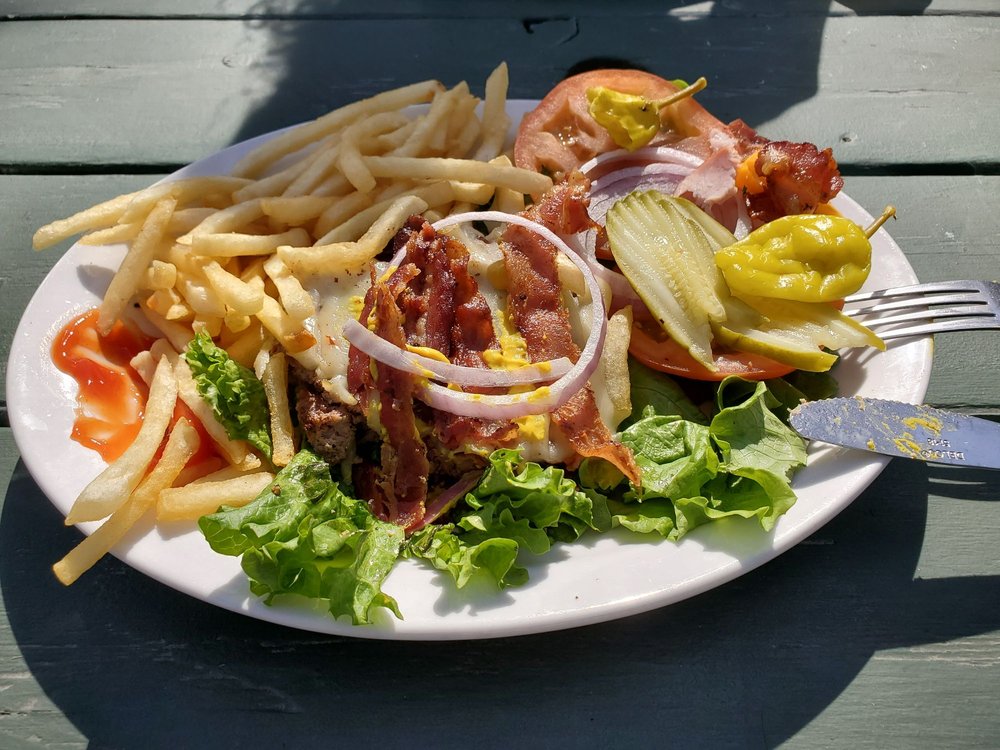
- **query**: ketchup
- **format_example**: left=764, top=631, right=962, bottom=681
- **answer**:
left=51, top=309, right=152, bottom=461
left=51, top=308, right=223, bottom=477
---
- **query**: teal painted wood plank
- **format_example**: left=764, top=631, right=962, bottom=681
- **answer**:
left=0, top=16, right=997, bottom=168
left=1, top=426, right=998, bottom=748
left=2, top=174, right=998, bottom=408
left=2, top=0, right=993, bottom=19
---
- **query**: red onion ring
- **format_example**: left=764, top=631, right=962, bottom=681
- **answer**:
left=411, top=471, right=482, bottom=531
left=579, top=145, right=705, bottom=180
left=587, top=162, right=694, bottom=227
left=342, top=318, right=572, bottom=387
left=422, top=211, right=607, bottom=419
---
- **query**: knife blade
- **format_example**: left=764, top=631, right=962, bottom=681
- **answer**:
left=788, top=397, right=1000, bottom=470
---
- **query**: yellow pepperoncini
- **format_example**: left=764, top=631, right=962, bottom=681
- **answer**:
left=586, top=87, right=662, bottom=151
left=586, top=77, right=708, bottom=152
left=715, top=214, right=872, bottom=302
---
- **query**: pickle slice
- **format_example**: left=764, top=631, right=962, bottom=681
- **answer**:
left=606, top=190, right=724, bottom=368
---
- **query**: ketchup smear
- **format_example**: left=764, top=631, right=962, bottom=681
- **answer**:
left=52, top=309, right=222, bottom=476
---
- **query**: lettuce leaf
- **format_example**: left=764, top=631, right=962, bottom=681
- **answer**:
left=199, top=449, right=404, bottom=625
left=403, top=449, right=610, bottom=589
left=610, top=379, right=806, bottom=540
left=185, top=330, right=272, bottom=458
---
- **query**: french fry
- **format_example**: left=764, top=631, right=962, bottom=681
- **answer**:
left=260, top=198, right=334, bottom=227
left=141, top=308, right=195, bottom=352
left=145, top=288, right=192, bottom=321
left=232, top=143, right=321, bottom=203
left=191, top=463, right=260, bottom=485
left=225, top=320, right=271, bottom=368
left=282, top=193, right=431, bottom=274
left=313, top=183, right=449, bottom=245
left=157, top=472, right=276, bottom=522
left=263, top=255, right=315, bottom=321
left=33, top=189, right=145, bottom=250
left=231, top=79, right=444, bottom=178
left=393, top=82, right=468, bottom=158
left=489, top=156, right=527, bottom=214
left=363, top=155, right=551, bottom=195
left=313, top=191, right=376, bottom=240
left=129, top=349, right=157, bottom=385
left=445, top=92, right=481, bottom=157
left=377, top=118, right=418, bottom=151
left=79, top=223, right=142, bottom=246
left=144, top=260, right=177, bottom=290
left=202, top=260, right=266, bottom=315
left=280, top=137, right=344, bottom=198
left=449, top=178, right=495, bottom=205
left=256, top=295, right=317, bottom=353
left=192, top=315, right=224, bottom=338
left=177, top=272, right=228, bottom=317
left=172, top=457, right=228, bottom=488
left=602, top=307, right=634, bottom=426
left=54, top=418, right=200, bottom=585
left=262, top=352, right=296, bottom=466
left=168, top=207, right=218, bottom=234
left=65, top=357, right=178, bottom=525
left=309, top=172, right=353, bottom=198
left=338, top=111, right=411, bottom=193
left=117, top=177, right=251, bottom=225
left=177, top=199, right=264, bottom=245
left=97, top=197, right=176, bottom=335
left=224, top=308, right=252, bottom=334
left=474, top=62, right=511, bottom=161
left=191, top=227, right=311, bottom=257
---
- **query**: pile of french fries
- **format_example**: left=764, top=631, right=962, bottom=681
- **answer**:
left=37, top=63, right=551, bottom=585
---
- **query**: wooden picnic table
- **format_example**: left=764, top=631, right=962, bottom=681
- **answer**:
left=0, top=2, right=997, bottom=747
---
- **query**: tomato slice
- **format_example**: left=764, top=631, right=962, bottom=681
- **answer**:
left=629, top=321, right=796, bottom=382
left=514, top=69, right=725, bottom=180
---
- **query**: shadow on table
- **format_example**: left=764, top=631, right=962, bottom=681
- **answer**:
left=4, top=453, right=996, bottom=748
left=230, top=0, right=929, bottom=148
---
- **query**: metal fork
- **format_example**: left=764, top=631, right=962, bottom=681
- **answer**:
left=843, top=280, right=1000, bottom=339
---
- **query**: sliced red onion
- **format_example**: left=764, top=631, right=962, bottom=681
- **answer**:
left=588, top=162, right=694, bottom=227
left=578, top=145, right=705, bottom=180
left=342, top=318, right=572, bottom=387
left=425, top=210, right=607, bottom=419
left=561, top=231, right=648, bottom=314
left=412, top=471, right=482, bottom=531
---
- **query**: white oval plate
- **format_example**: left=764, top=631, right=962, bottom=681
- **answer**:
left=6, top=101, right=931, bottom=640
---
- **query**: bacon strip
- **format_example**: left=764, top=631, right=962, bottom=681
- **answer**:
left=727, top=119, right=844, bottom=225
left=502, top=180, right=641, bottom=485
left=391, top=218, right=518, bottom=450
left=346, top=218, right=518, bottom=529
left=368, top=283, right=428, bottom=530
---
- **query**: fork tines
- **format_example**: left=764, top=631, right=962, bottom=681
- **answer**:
left=843, top=280, right=1000, bottom=339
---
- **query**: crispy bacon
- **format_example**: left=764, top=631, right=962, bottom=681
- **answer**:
left=368, top=283, right=429, bottom=530
left=346, top=218, right=518, bottom=529
left=391, top=218, right=519, bottom=451
left=346, top=262, right=419, bottom=410
left=727, top=119, right=844, bottom=225
left=503, top=181, right=641, bottom=486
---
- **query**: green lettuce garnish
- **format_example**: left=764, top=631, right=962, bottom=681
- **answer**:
left=404, top=449, right=610, bottom=589
left=606, top=377, right=806, bottom=540
left=184, top=330, right=272, bottom=458
left=199, top=449, right=404, bottom=625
